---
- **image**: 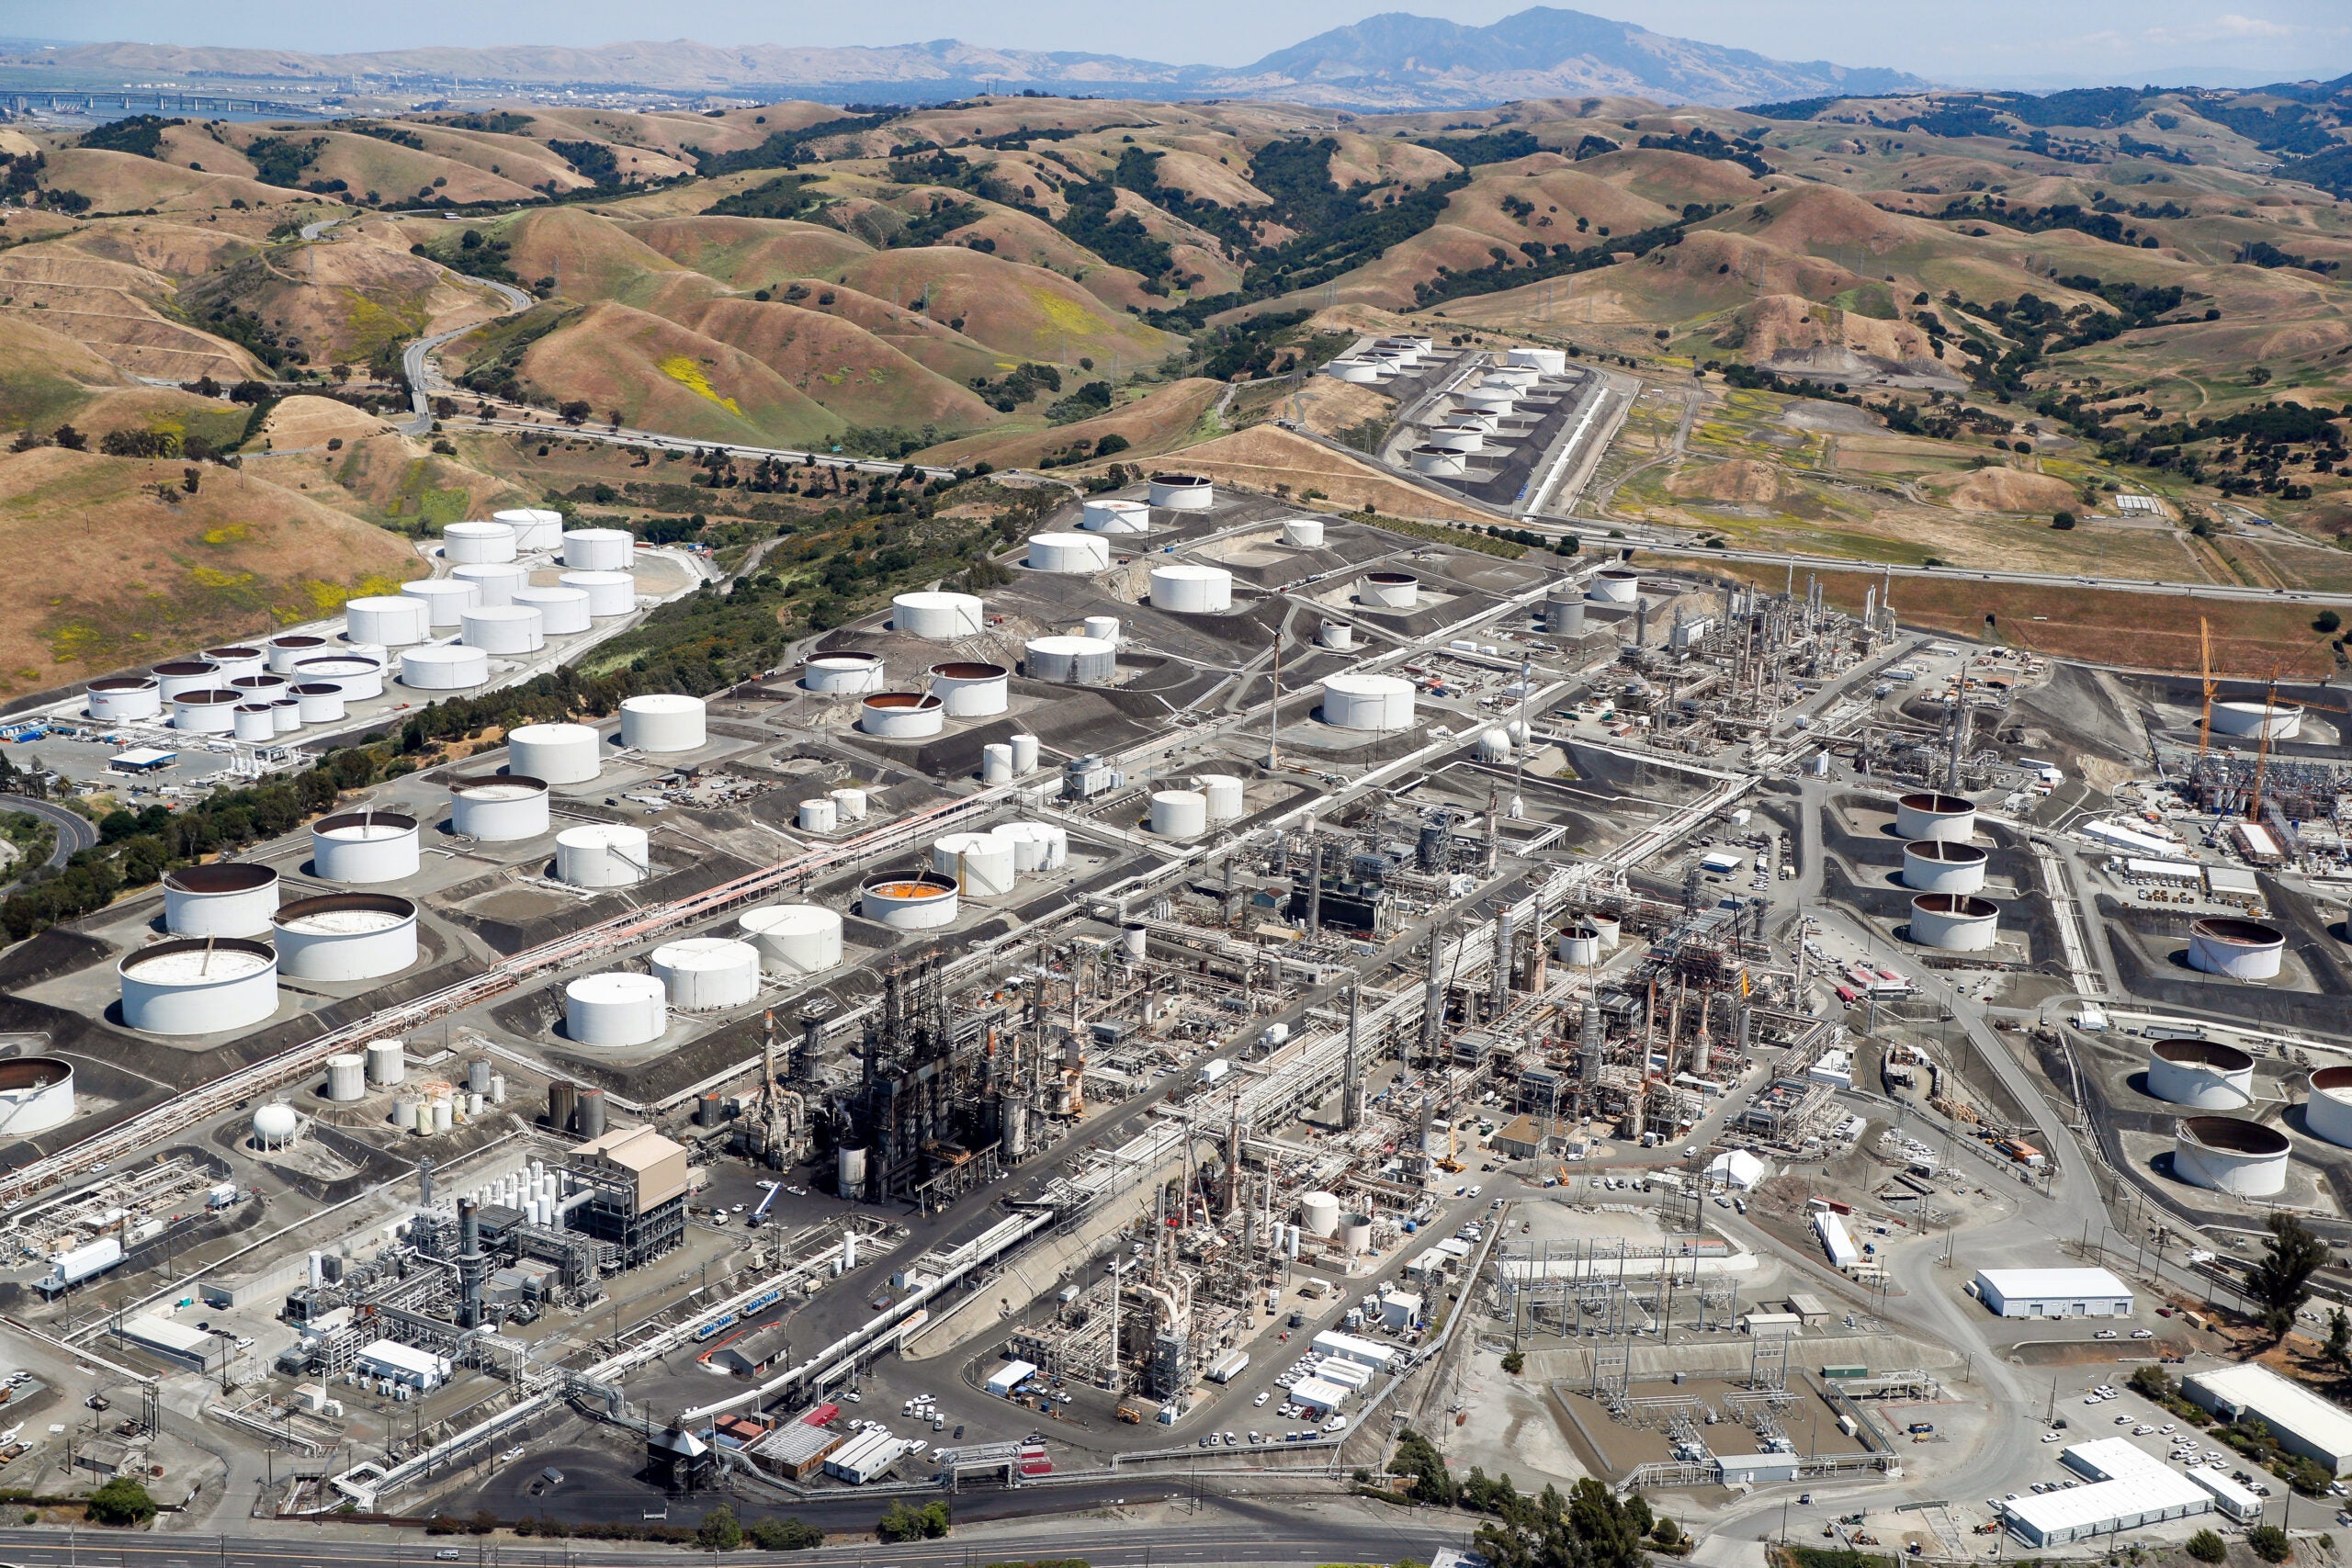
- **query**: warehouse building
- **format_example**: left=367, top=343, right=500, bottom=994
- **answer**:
left=2003, top=1438, right=2212, bottom=1546
left=356, top=1339, right=450, bottom=1391
left=1490, top=1113, right=1557, bottom=1160
left=2184, top=1361, right=2352, bottom=1476
left=1969, top=1266, right=2134, bottom=1318
left=568, top=1124, right=689, bottom=1269
left=113, top=1313, right=229, bottom=1373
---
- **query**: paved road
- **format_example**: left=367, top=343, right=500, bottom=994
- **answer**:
left=400, top=277, right=536, bottom=438
left=453, top=416, right=956, bottom=481
left=0, top=792, right=96, bottom=869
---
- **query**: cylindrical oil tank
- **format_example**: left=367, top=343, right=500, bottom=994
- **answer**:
left=933, top=830, right=1016, bottom=897
left=1082, top=498, right=1151, bottom=534
left=1360, top=571, right=1419, bottom=608
left=1319, top=621, right=1355, bottom=650
left=1589, top=570, right=1640, bottom=604
left=1484, top=366, right=1541, bottom=390
left=1895, top=791, right=1975, bottom=842
left=981, top=743, right=1013, bottom=784
left=1282, top=517, right=1326, bottom=547
left=461, top=604, right=544, bottom=654
left=560, top=570, right=637, bottom=618
left=891, top=591, right=984, bottom=639
left=1149, top=563, right=1233, bottom=613
left=442, top=520, right=517, bottom=564
left=565, top=972, right=666, bottom=1046
left=860, top=872, right=959, bottom=930
left=292, top=655, right=384, bottom=701
left=494, top=507, right=566, bottom=551
left=2147, top=1038, right=2256, bottom=1109
left=466, top=1058, right=490, bottom=1095
left=312, top=811, right=420, bottom=884
left=555, top=823, right=650, bottom=887
left=802, top=652, right=888, bottom=694
left=1423, top=425, right=1486, bottom=454
left=1340, top=1212, right=1374, bottom=1255
left=366, top=1039, right=405, bottom=1086
left=1908, top=893, right=1998, bottom=952
left=741, top=905, right=844, bottom=976
left=991, top=821, right=1065, bottom=873
left=1195, top=773, right=1245, bottom=823
left=859, top=693, right=944, bottom=739
left=401, top=579, right=479, bottom=630
left=1082, top=614, right=1121, bottom=644
left=1026, top=532, right=1111, bottom=573
left=1150, top=789, right=1208, bottom=838
left=1010, top=733, right=1040, bottom=774
left=1593, top=914, right=1622, bottom=951
left=1545, top=584, right=1587, bottom=636
left=799, top=796, right=838, bottom=831
left=400, top=645, right=490, bottom=691
left=548, top=1080, right=577, bottom=1131
left=1300, top=1191, right=1340, bottom=1237
left=86, top=675, right=162, bottom=722
left=838, top=1145, right=868, bottom=1193
left=172, top=690, right=240, bottom=734
left=153, top=659, right=222, bottom=699
left=203, top=645, right=265, bottom=682
left=2173, top=1115, right=2289, bottom=1197
left=1409, top=446, right=1469, bottom=477
left=830, top=786, right=868, bottom=821
left=164, top=862, right=280, bottom=937
left=1322, top=358, right=1382, bottom=384
left=509, top=721, right=600, bottom=784
left=1508, top=346, right=1569, bottom=375
left=561, top=527, right=635, bottom=570
left=453, top=562, right=527, bottom=607
left=1902, top=840, right=1987, bottom=895
left=292, top=682, right=347, bottom=724
left=1556, top=923, right=1600, bottom=967
left=927, top=661, right=1009, bottom=717
left=1320, top=672, right=1416, bottom=731
left=265, top=634, right=331, bottom=674
left=2211, top=700, right=2302, bottom=740
left=1024, top=635, right=1117, bottom=684
left=1148, top=472, right=1214, bottom=510
left=270, top=699, right=300, bottom=734
left=0, top=1056, right=75, bottom=1137
left=2188, top=917, right=2285, bottom=981
left=450, top=774, right=550, bottom=840
left=119, top=936, right=278, bottom=1035
left=652, top=937, right=762, bottom=1010
left=343, top=595, right=430, bottom=647
left=325, top=1054, right=368, bottom=1101
left=510, top=585, right=592, bottom=635
left=228, top=669, right=289, bottom=697
left=232, top=704, right=277, bottom=742
left=2306, top=1066, right=2352, bottom=1149
left=1457, top=386, right=1516, bottom=414
left=619, top=693, right=707, bottom=752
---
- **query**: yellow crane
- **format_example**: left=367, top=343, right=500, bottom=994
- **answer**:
left=2198, top=617, right=2218, bottom=758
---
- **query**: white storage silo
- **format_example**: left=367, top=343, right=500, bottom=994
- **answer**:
left=562, top=527, right=635, bottom=570
left=509, top=722, right=601, bottom=784
left=981, top=743, right=1014, bottom=784
left=565, top=972, right=666, bottom=1046
left=1894, top=792, right=1976, bottom=843
left=620, top=694, right=707, bottom=752
left=1150, top=789, right=1208, bottom=838
left=510, top=586, right=592, bottom=635
left=2188, top=918, right=2285, bottom=981
left=1027, top=532, right=1111, bottom=573
left=204, top=645, right=266, bottom=681
left=292, top=655, right=384, bottom=701
left=798, top=796, right=837, bottom=831
left=442, top=520, right=517, bottom=564
left=453, top=562, right=527, bottom=608
left=400, top=645, right=490, bottom=691
left=2173, top=1115, right=2289, bottom=1197
left=741, top=905, right=844, bottom=976
left=1082, top=615, right=1121, bottom=645
left=1024, top=635, right=1117, bottom=684
left=1148, top=472, right=1213, bottom=510
left=1589, top=570, right=1640, bottom=604
left=803, top=652, right=888, bottom=694
left=164, top=863, right=280, bottom=938
left=829, top=786, right=868, bottom=821
left=86, top=675, right=162, bottom=722
left=493, top=508, right=566, bottom=551
left=651, top=937, right=762, bottom=1010
left=291, top=682, right=347, bottom=724
left=344, top=595, right=431, bottom=647
left=1908, top=893, right=1998, bottom=952
left=1010, top=733, right=1040, bottom=774
left=860, top=873, right=958, bottom=930
left=153, top=659, right=221, bottom=699
left=1195, top=773, right=1245, bottom=823
left=119, top=937, right=278, bottom=1035
left=891, top=591, right=985, bottom=639
left=312, top=811, right=420, bottom=884
left=1360, top=571, right=1419, bottom=608
left=560, top=570, right=637, bottom=618
left=1082, top=498, right=1151, bottom=534
left=265, top=634, right=332, bottom=673
left=461, top=605, right=545, bottom=655
left=1300, top=1190, right=1340, bottom=1237
left=933, top=830, right=1016, bottom=897
left=232, top=703, right=276, bottom=741
left=1281, top=517, right=1325, bottom=547
left=2147, top=1039, right=2256, bottom=1110
left=1319, top=673, right=1416, bottom=731
left=365, top=1039, right=405, bottom=1086
left=173, top=690, right=240, bottom=734
left=450, top=775, right=550, bottom=840
left=1901, top=840, right=1987, bottom=895
left=556, top=824, right=650, bottom=887
left=1149, top=563, right=1233, bottom=613
left=927, top=661, right=1010, bottom=717
left=275, top=893, right=418, bottom=982
left=859, top=693, right=945, bottom=738
left=401, top=579, right=480, bottom=630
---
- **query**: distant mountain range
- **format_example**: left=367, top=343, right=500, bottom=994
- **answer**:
left=0, top=8, right=1930, bottom=109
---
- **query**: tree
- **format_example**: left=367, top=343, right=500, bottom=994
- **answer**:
left=695, top=1505, right=742, bottom=1551
left=51, top=423, right=86, bottom=451
left=1387, top=1426, right=1455, bottom=1506
left=2249, top=1524, right=2291, bottom=1562
left=2326, top=1306, right=2350, bottom=1373
left=748, top=1518, right=821, bottom=1551
left=1476, top=1478, right=1649, bottom=1568
left=2187, top=1530, right=2227, bottom=1562
left=2250, top=1213, right=2329, bottom=1341
left=85, top=1478, right=157, bottom=1527
left=2052, top=510, right=2076, bottom=529
left=2317, top=609, right=2343, bottom=636
left=876, top=1500, right=948, bottom=1541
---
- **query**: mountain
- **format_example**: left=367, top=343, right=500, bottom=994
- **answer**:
left=0, top=9, right=1926, bottom=110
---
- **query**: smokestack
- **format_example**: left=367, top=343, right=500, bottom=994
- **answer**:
left=457, top=1197, right=484, bottom=1329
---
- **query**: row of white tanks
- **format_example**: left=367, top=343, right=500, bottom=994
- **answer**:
left=1883, top=794, right=2002, bottom=953
left=2149, top=1048, right=2352, bottom=1201
left=1148, top=773, right=1249, bottom=838
left=849, top=819, right=1074, bottom=931
left=562, top=899, right=856, bottom=1045
left=119, top=899, right=424, bottom=1034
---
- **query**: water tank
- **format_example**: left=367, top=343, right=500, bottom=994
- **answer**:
left=2211, top=700, right=2302, bottom=740
left=859, top=693, right=944, bottom=738
left=1300, top=1191, right=1340, bottom=1237
left=1281, top=517, right=1325, bottom=547
left=460, top=605, right=544, bottom=655
left=860, top=872, right=959, bottom=930
left=799, top=796, right=838, bottom=831
left=2173, top=1115, right=2289, bottom=1197
left=933, top=831, right=1016, bottom=897
left=559, top=570, right=636, bottom=618
left=119, top=936, right=278, bottom=1035
left=399, top=645, right=491, bottom=691
left=442, top=520, right=517, bottom=564
left=1195, top=773, right=1245, bottom=823
left=275, top=893, right=418, bottom=981
left=1908, top=893, right=1997, bottom=952
left=555, top=823, right=650, bottom=887
left=1010, top=734, right=1040, bottom=774
left=203, top=645, right=266, bottom=681
left=292, top=682, right=346, bottom=724
left=562, top=527, right=635, bottom=570
left=164, top=862, right=280, bottom=937
left=1149, top=563, right=1233, bottom=613
left=0, top=1056, right=75, bottom=1137
left=2188, top=917, right=2285, bottom=981
left=265, top=633, right=332, bottom=674
left=1902, top=840, right=1987, bottom=895
left=1320, top=673, right=1416, bottom=731
left=1081, top=498, right=1151, bottom=534
left=85, top=676, right=162, bottom=722
left=1409, top=446, right=1468, bottom=477
left=1082, top=614, right=1121, bottom=644
left=1026, top=532, right=1111, bottom=573
left=493, top=507, right=567, bottom=550
left=830, top=786, right=869, bottom=821
left=620, top=694, right=707, bottom=752
left=291, top=654, right=384, bottom=700
left=2306, top=1066, right=2352, bottom=1149
left=566, top=973, right=667, bottom=1046
left=740, top=905, right=843, bottom=976
left=1556, top=923, right=1601, bottom=967
left=1360, top=571, right=1419, bottom=608
left=450, top=774, right=550, bottom=840
left=1319, top=622, right=1355, bottom=651
left=1339, top=1212, right=1374, bottom=1254
left=252, top=1101, right=300, bottom=1148
left=153, top=659, right=223, bottom=700
left=1894, top=792, right=1975, bottom=842
left=401, top=579, right=480, bottom=631
left=366, top=1039, right=405, bottom=1086
left=1508, top=346, right=1568, bottom=375
left=981, top=743, right=1013, bottom=784
left=232, top=703, right=276, bottom=742
left=928, top=661, right=1009, bottom=716
left=803, top=652, right=888, bottom=694
left=991, top=821, right=1066, bottom=872
left=1150, top=789, right=1208, bottom=839
left=325, top=1054, right=368, bottom=1101
left=1024, top=635, right=1117, bottom=684
left=651, top=937, right=762, bottom=1010
left=1148, top=472, right=1214, bottom=510
left=510, top=585, right=592, bottom=635
left=2147, top=1038, right=2256, bottom=1109
left=509, top=722, right=600, bottom=784
left=1589, top=570, right=1640, bottom=604
left=172, top=689, right=239, bottom=734
left=838, top=1145, right=868, bottom=1193
left=891, top=591, right=984, bottom=639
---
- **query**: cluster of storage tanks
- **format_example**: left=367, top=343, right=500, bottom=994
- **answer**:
left=559, top=900, right=852, bottom=1046
left=318, top=1044, right=507, bottom=1135
left=1405, top=346, right=1568, bottom=476
left=1886, top=793, right=2003, bottom=953
left=849, top=819, right=1071, bottom=930
left=1148, top=773, right=1248, bottom=838
left=1297, top=1190, right=1374, bottom=1253
left=1319, top=334, right=1438, bottom=384
left=2140, top=1037, right=2352, bottom=1201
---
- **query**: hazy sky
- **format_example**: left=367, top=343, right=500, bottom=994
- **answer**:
left=7, top=0, right=2346, bottom=86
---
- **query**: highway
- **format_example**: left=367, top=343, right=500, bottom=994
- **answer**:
left=400, top=279, right=536, bottom=439
left=0, top=792, right=97, bottom=870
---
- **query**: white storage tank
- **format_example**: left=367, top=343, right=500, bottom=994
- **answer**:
left=1195, top=773, right=1245, bottom=823
left=1026, top=532, right=1111, bottom=573
left=493, top=507, right=566, bottom=551
left=172, top=690, right=240, bottom=734
left=232, top=703, right=276, bottom=742
left=1545, top=584, right=1586, bottom=636
left=562, top=527, right=636, bottom=570
left=292, top=655, right=384, bottom=701
left=859, top=693, right=944, bottom=738
left=619, top=694, right=707, bottom=752
left=802, top=652, right=888, bottom=694
left=509, top=721, right=601, bottom=784
left=1409, top=446, right=1468, bottom=477
left=1082, top=498, right=1151, bottom=534
left=1281, top=517, right=1325, bottom=547
left=891, top=591, right=984, bottom=639
left=1300, top=1190, right=1340, bottom=1238
left=2188, top=917, right=2285, bottom=981
left=164, top=863, right=280, bottom=938
left=1360, top=571, right=1419, bottom=608
left=1149, top=563, right=1234, bottom=614
left=1908, top=893, right=1998, bottom=952
left=153, top=659, right=222, bottom=699
left=1149, top=789, right=1208, bottom=839
left=838, top=1145, right=868, bottom=1192
left=0, top=1056, right=76, bottom=1137
left=366, top=1038, right=406, bottom=1086
left=449, top=774, right=550, bottom=840
left=2305, top=1066, right=2352, bottom=1149
left=252, top=1100, right=300, bottom=1147
left=651, top=937, right=763, bottom=1010
left=312, top=810, right=421, bottom=884
left=400, top=645, right=491, bottom=691
left=460, top=605, right=545, bottom=655
left=2172, top=1115, right=2289, bottom=1198
left=991, top=820, right=1066, bottom=873
left=1081, top=615, right=1121, bottom=645
left=933, top=830, right=1016, bottom=897
left=981, top=743, right=1014, bottom=784
left=291, top=682, right=347, bottom=724
left=860, top=872, right=959, bottom=930
left=1484, top=366, right=1540, bottom=390
left=1894, top=792, right=1975, bottom=843
left=203, top=645, right=266, bottom=682
left=1424, top=425, right=1485, bottom=454
left=1901, top=840, right=1987, bottom=895
left=1589, top=570, right=1641, bottom=604
left=86, top=675, right=163, bottom=722
left=927, top=661, right=1009, bottom=717
left=509, top=585, right=592, bottom=635
left=2211, top=700, right=2302, bottom=740
left=265, top=633, right=332, bottom=674
left=565, top=972, right=666, bottom=1046
left=442, top=520, right=518, bottom=564
left=1010, top=733, right=1040, bottom=774
left=1508, top=346, right=1569, bottom=375
left=1319, top=622, right=1354, bottom=651
left=1320, top=673, right=1416, bottom=731
left=1148, top=472, right=1214, bottom=510
left=1458, top=386, right=1516, bottom=414
left=401, top=579, right=480, bottom=630
left=2147, top=1038, right=2256, bottom=1110
left=555, top=823, right=650, bottom=887
left=799, top=796, right=838, bottom=831
left=343, top=596, right=430, bottom=647
left=275, top=893, right=418, bottom=982
left=740, top=905, right=844, bottom=976
left=270, top=698, right=300, bottom=734
left=1322, top=358, right=1383, bottom=383
left=559, top=570, right=636, bottom=618
left=830, top=786, right=869, bottom=821
left=119, top=936, right=278, bottom=1035
left=453, top=562, right=527, bottom=607
left=1024, top=635, right=1117, bottom=684
left=1556, top=923, right=1601, bottom=967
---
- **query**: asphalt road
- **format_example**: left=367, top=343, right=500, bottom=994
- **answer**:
left=400, top=278, right=536, bottom=437
left=0, top=792, right=96, bottom=869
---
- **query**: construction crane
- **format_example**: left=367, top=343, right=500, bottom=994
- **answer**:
left=2249, top=669, right=2280, bottom=827
left=2198, top=617, right=2217, bottom=758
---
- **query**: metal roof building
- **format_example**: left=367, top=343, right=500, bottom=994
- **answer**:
left=1970, top=1267, right=2133, bottom=1319
left=2185, top=1361, right=2352, bottom=1476
left=2003, top=1438, right=2212, bottom=1546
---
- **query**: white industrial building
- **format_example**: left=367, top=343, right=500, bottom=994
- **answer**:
left=985, top=1359, right=1037, bottom=1397
left=1970, top=1267, right=2133, bottom=1319
left=1310, top=1328, right=1396, bottom=1371
left=2003, top=1438, right=2213, bottom=1547
left=1289, top=1375, right=1351, bottom=1415
left=356, top=1338, right=450, bottom=1391
left=2184, top=1361, right=2352, bottom=1476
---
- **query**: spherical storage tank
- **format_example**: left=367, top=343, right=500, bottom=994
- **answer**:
left=2211, top=700, right=2302, bottom=740
left=927, top=661, right=1009, bottom=717
left=2173, top=1115, right=2289, bottom=1198
left=510, top=585, right=592, bottom=635
left=509, top=722, right=600, bottom=784
left=1409, top=446, right=1468, bottom=478
left=1908, top=893, right=1998, bottom=952
left=562, top=527, right=635, bottom=570
left=556, top=824, right=650, bottom=887
left=292, top=655, right=384, bottom=701
left=164, top=863, right=280, bottom=938
left=0, top=1056, right=74, bottom=1136
left=291, top=682, right=346, bottom=724
left=559, top=570, right=636, bottom=619
left=450, top=774, right=550, bottom=840
left=1902, top=840, right=1987, bottom=895
left=1589, top=570, right=1640, bottom=604
left=892, top=591, right=984, bottom=639
left=619, top=693, right=707, bottom=752
left=401, top=579, right=480, bottom=631
left=2147, top=1038, right=2256, bottom=1110
left=313, top=811, right=420, bottom=884
left=2188, top=917, right=2285, bottom=981
left=651, top=937, right=762, bottom=1010
left=2305, top=1066, right=2352, bottom=1149
left=740, top=905, right=843, bottom=976
left=87, top=676, right=161, bottom=722
left=1082, top=498, right=1151, bottom=534
left=859, top=693, right=944, bottom=738
left=1026, top=532, right=1111, bottom=573
left=1149, top=563, right=1233, bottom=614
left=803, top=652, right=887, bottom=694
left=1320, top=673, right=1416, bottom=732
left=1025, top=635, right=1116, bottom=684
left=933, top=830, right=1016, bottom=897
left=252, top=1101, right=300, bottom=1149
left=1894, top=792, right=1976, bottom=843
left=1148, top=472, right=1213, bottom=510
left=493, top=507, right=566, bottom=551
left=442, top=520, right=517, bottom=564
left=1300, top=1190, right=1340, bottom=1238
left=461, top=605, right=544, bottom=655
left=275, top=893, right=417, bottom=982
left=1149, top=789, right=1208, bottom=839
left=173, top=690, right=239, bottom=734
left=401, top=645, right=490, bottom=691
left=565, top=973, right=666, bottom=1047
left=265, top=634, right=331, bottom=674
left=861, top=872, right=959, bottom=930
left=119, top=936, right=278, bottom=1035
left=343, top=596, right=430, bottom=648
left=1360, top=571, right=1419, bottom=608
left=153, top=660, right=221, bottom=700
